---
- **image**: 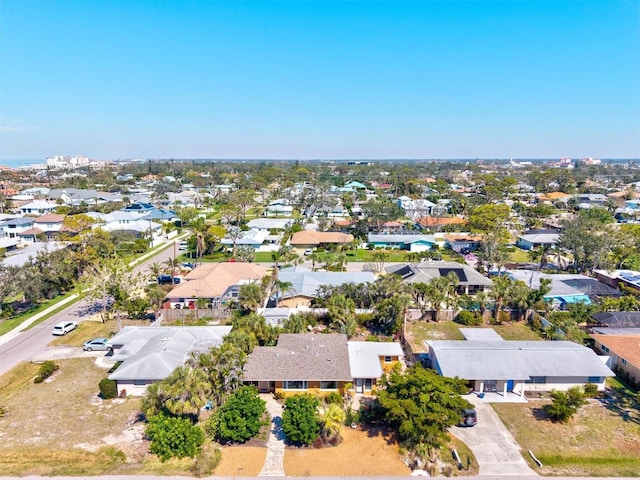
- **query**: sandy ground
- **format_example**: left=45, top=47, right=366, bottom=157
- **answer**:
left=214, top=446, right=267, bottom=476
left=214, top=425, right=410, bottom=477
left=283, top=425, right=411, bottom=476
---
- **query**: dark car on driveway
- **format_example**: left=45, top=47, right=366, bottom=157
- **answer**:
left=460, top=408, right=478, bottom=427
left=157, top=274, right=181, bottom=285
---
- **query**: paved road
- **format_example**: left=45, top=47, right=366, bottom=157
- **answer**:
left=0, top=239, right=184, bottom=377
left=450, top=395, right=538, bottom=476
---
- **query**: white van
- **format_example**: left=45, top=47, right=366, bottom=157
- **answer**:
left=178, top=241, right=188, bottom=251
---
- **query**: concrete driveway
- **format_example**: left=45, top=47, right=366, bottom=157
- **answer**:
left=450, top=395, right=538, bottom=476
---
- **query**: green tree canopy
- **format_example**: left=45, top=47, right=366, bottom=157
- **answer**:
left=376, top=366, right=471, bottom=451
left=281, top=394, right=321, bottom=446
left=145, top=412, right=205, bottom=461
left=206, top=386, right=266, bottom=444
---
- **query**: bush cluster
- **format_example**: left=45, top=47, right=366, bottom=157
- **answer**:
left=544, top=386, right=587, bottom=422
left=146, top=412, right=204, bottom=462
left=34, top=360, right=59, bottom=383
left=99, top=378, right=118, bottom=399
left=455, top=310, right=482, bottom=326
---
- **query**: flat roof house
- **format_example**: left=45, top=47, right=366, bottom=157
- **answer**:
left=427, top=328, right=614, bottom=397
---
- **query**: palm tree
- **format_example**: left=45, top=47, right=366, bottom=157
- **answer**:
left=274, top=279, right=295, bottom=307
left=372, top=250, right=389, bottom=273
left=147, top=262, right=165, bottom=283
left=164, top=258, right=181, bottom=282
left=141, top=382, right=166, bottom=418
left=318, top=403, right=346, bottom=442
left=423, top=273, right=459, bottom=322
left=490, top=274, right=513, bottom=322
left=191, top=344, right=246, bottom=407
left=160, top=365, right=211, bottom=419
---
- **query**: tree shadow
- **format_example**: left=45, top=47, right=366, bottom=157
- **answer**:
left=359, top=423, right=399, bottom=446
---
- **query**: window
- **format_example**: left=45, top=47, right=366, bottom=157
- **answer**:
left=525, top=376, right=547, bottom=384
left=384, top=356, right=392, bottom=363
left=365, top=379, right=373, bottom=390
left=587, top=376, right=601, bottom=383
left=284, top=380, right=307, bottom=390
left=320, top=381, right=337, bottom=390
left=601, top=345, right=610, bottom=353
left=134, top=380, right=147, bottom=386
left=622, top=359, right=628, bottom=366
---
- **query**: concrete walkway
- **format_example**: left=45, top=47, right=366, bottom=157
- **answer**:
left=450, top=395, right=538, bottom=476
left=259, top=394, right=286, bottom=476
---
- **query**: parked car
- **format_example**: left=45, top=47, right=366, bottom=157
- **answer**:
left=459, top=408, right=477, bottom=427
left=304, top=248, right=313, bottom=255
left=83, top=337, right=111, bottom=352
left=157, top=274, right=181, bottom=285
left=178, top=241, right=189, bottom=250
left=51, top=321, right=78, bottom=336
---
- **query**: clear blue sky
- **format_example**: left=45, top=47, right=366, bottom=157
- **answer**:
left=1, top=0, right=639, bottom=160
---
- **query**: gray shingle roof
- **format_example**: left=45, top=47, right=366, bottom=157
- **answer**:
left=243, top=334, right=352, bottom=382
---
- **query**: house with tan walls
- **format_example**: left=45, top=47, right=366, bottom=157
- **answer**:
left=243, top=334, right=404, bottom=397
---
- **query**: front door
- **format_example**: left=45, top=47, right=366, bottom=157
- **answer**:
left=506, top=380, right=514, bottom=392
left=355, top=378, right=363, bottom=393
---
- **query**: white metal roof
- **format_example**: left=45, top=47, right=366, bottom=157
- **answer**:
left=427, top=339, right=614, bottom=380
left=347, top=341, right=404, bottom=378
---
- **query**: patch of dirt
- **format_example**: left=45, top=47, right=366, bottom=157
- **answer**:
left=214, top=446, right=267, bottom=476
left=284, top=424, right=411, bottom=476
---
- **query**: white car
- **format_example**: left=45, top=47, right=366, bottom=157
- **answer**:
left=51, top=321, right=78, bottom=336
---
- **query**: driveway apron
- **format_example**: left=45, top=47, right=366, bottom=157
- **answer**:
left=450, top=395, right=538, bottom=476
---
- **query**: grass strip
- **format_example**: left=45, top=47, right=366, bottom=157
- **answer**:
left=0, top=289, right=80, bottom=336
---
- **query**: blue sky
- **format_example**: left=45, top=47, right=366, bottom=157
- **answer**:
left=0, top=0, right=639, bottom=160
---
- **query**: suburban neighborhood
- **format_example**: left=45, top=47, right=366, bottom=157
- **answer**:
left=1, top=157, right=640, bottom=477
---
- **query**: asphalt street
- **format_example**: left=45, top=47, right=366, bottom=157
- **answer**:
left=0, top=240, right=182, bottom=377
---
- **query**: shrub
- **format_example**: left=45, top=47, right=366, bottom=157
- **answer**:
left=206, top=386, right=266, bottom=444
left=325, top=392, right=342, bottom=405
left=584, top=383, right=598, bottom=398
left=281, top=394, right=321, bottom=445
left=191, top=442, right=222, bottom=478
left=146, top=412, right=205, bottom=461
left=543, top=387, right=587, bottom=422
left=34, top=360, right=59, bottom=383
left=99, top=378, right=118, bottom=399
left=455, top=310, right=482, bottom=326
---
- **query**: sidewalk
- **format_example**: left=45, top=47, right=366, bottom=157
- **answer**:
left=0, top=232, right=190, bottom=348
left=259, top=393, right=286, bottom=476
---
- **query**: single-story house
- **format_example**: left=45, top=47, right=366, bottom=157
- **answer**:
left=593, top=269, right=640, bottom=293
left=444, top=234, right=483, bottom=253
left=367, top=234, right=436, bottom=252
left=164, top=262, right=269, bottom=309
left=246, top=218, right=293, bottom=231
left=386, top=261, right=493, bottom=295
left=275, top=266, right=376, bottom=307
left=515, top=229, right=560, bottom=251
left=427, top=328, right=614, bottom=395
left=221, top=229, right=271, bottom=250
left=505, top=270, right=621, bottom=307
left=107, top=326, right=232, bottom=396
left=591, top=334, right=640, bottom=385
left=290, top=230, right=354, bottom=248
left=243, top=333, right=403, bottom=396
left=590, top=311, right=640, bottom=329
left=415, top=216, right=467, bottom=229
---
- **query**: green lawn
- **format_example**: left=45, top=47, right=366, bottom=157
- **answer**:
left=346, top=249, right=412, bottom=263
left=406, top=320, right=541, bottom=352
left=493, top=398, right=640, bottom=477
left=0, top=289, right=80, bottom=336
left=509, top=248, right=532, bottom=263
